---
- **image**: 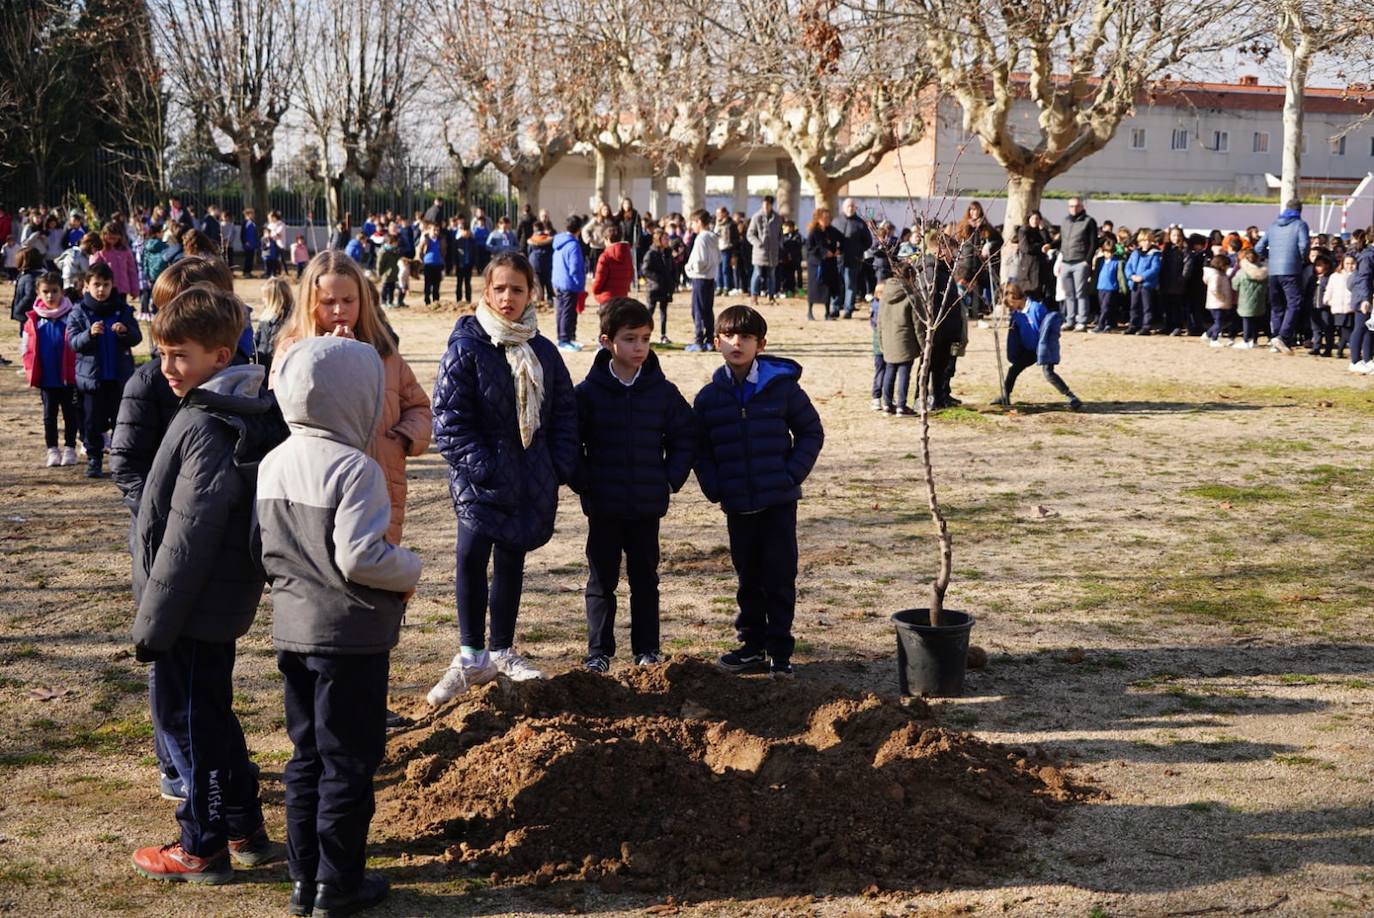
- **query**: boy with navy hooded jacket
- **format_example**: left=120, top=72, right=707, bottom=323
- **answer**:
left=694, top=305, right=824, bottom=679
left=571, top=298, right=695, bottom=671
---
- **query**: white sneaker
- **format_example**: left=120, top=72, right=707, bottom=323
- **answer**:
left=60, top=447, right=77, bottom=466
left=1209, top=338, right=1226, bottom=348
left=491, top=648, right=545, bottom=681
left=1349, top=361, right=1365, bottom=373
left=1362, top=363, right=1374, bottom=375
left=871, top=397, right=883, bottom=411
left=45, top=447, right=60, bottom=467
left=425, top=651, right=499, bottom=706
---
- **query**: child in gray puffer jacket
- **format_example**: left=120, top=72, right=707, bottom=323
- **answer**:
left=255, top=335, right=421, bottom=918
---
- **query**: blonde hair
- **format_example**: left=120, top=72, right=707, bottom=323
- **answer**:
left=288, top=250, right=395, bottom=359
left=259, top=276, right=293, bottom=322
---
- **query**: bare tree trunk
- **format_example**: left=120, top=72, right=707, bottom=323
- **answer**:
left=804, top=168, right=840, bottom=215
left=677, top=159, right=706, bottom=215
left=1003, top=172, right=1045, bottom=281
left=776, top=157, right=801, bottom=222
left=915, top=316, right=953, bottom=626
left=326, top=175, right=345, bottom=228
left=515, top=172, right=540, bottom=213
left=1280, top=31, right=1312, bottom=205
left=593, top=147, right=612, bottom=209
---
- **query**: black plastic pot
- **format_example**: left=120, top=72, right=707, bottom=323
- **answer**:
left=891, top=609, right=976, bottom=697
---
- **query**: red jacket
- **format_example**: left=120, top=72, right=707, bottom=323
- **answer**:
left=22, top=306, right=78, bottom=387
left=590, top=242, right=634, bottom=305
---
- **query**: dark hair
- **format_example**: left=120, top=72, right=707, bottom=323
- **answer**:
left=37, top=271, right=64, bottom=291
left=763, top=195, right=775, bottom=205
left=483, top=251, right=539, bottom=301
left=715, top=304, right=767, bottom=339
left=1209, top=254, right=1230, bottom=271
left=603, top=222, right=621, bottom=243
left=565, top=214, right=585, bottom=234
left=86, top=261, right=115, bottom=283
left=692, top=209, right=711, bottom=227
left=19, top=247, right=44, bottom=272
left=152, top=284, right=246, bottom=351
left=599, top=297, right=653, bottom=339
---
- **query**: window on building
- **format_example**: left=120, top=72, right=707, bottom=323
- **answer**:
left=1332, top=136, right=1346, bottom=156
left=1130, top=128, right=1146, bottom=150
left=1211, top=131, right=1230, bottom=153
left=1171, top=128, right=1189, bottom=151
left=1253, top=131, right=1269, bottom=154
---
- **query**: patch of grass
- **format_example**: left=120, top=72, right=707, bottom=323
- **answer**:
left=932, top=406, right=992, bottom=424
left=1181, top=484, right=1288, bottom=504
left=518, top=626, right=556, bottom=644
left=0, top=750, right=56, bottom=768
left=1278, top=674, right=1322, bottom=685
left=1272, top=753, right=1335, bottom=770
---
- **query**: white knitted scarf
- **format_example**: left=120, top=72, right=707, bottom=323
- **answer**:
left=475, top=303, right=544, bottom=448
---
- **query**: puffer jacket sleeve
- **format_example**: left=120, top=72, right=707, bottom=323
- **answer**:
left=66, top=306, right=95, bottom=354
left=693, top=388, right=721, bottom=503
left=391, top=356, right=432, bottom=456
left=334, top=458, right=422, bottom=592
left=132, top=424, right=242, bottom=654
left=115, top=304, right=142, bottom=350
left=664, top=383, right=696, bottom=493
left=432, top=341, right=495, bottom=485
left=568, top=384, right=591, bottom=495
left=783, top=384, right=824, bottom=488
left=1036, top=309, right=1063, bottom=366
left=543, top=347, right=579, bottom=486
left=111, top=363, right=177, bottom=515
left=10, top=273, right=36, bottom=322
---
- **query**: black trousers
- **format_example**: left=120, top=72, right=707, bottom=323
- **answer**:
left=554, top=290, right=579, bottom=344
left=242, top=248, right=256, bottom=277
left=455, top=523, right=526, bottom=652
left=39, top=385, right=80, bottom=448
left=82, top=380, right=122, bottom=456
left=585, top=516, right=661, bottom=658
left=151, top=638, right=264, bottom=856
left=279, top=650, right=389, bottom=889
left=726, top=501, right=798, bottom=662
left=423, top=264, right=443, bottom=303
left=1004, top=357, right=1077, bottom=403
left=455, top=264, right=473, bottom=302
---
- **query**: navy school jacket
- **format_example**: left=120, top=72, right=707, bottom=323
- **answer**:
left=570, top=348, right=695, bottom=518
left=693, top=355, right=824, bottom=515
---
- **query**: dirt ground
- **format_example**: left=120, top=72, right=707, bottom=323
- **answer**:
left=1, top=274, right=1372, bottom=917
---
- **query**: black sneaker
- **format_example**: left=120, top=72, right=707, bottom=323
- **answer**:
left=385, top=709, right=413, bottom=731
left=290, top=880, right=316, bottom=917
left=769, top=660, right=795, bottom=680
left=717, top=647, right=768, bottom=674
left=86, top=457, right=103, bottom=479
left=312, top=873, right=389, bottom=918
left=633, top=651, right=664, bottom=666
left=1069, top=398, right=1084, bottom=412
left=585, top=654, right=611, bottom=673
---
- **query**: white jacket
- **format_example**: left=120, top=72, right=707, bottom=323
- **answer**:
left=1325, top=270, right=1353, bottom=314
left=686, top=229, right=720, bottom=280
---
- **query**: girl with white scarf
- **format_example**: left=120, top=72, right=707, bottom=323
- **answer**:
left=427, top=252, right=578, bottom=705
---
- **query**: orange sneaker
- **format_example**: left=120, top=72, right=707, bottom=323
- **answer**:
left=228, top=826, right=287, bottom=867
left=132, top=842, right=233, bottom=884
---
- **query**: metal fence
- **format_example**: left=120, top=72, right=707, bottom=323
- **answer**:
left=0, top=152, right=517, bottom=226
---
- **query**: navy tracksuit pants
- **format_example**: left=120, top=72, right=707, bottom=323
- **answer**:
left=690, top=278, right=716, bottom=346
left=726, top=500, right=798, bottom=662
left=1269, top=273, right=1303, bottom=343
left=150, top=638, right=264, bottom=856
left=584, top=515, right=661, bottom=658
left=278, top=650, right=389, bottom=889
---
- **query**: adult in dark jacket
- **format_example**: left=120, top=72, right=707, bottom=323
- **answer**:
left=1014, top=213, right=1051, bottom=303
left=422, top=198, right=445, bottom=227
left=804, top=208, right=842, bottom=320
left=571, top=322, right=694, bottom=667
left=1254, top=199, right=1312, bottom=352
left=427, top=258, right=578, bottom=704
left=1057, top=197, right=1098, bottom=329
left=837, top=198, right=873, bottom=317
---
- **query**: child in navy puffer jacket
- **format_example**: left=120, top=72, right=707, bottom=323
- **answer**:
left=427, top=252, right=578, bottom=705
left=694, top=305, right=824, bottom=679
left=66, top=261, right=141, bottom=478
left=571, top=298, right=695, bottom=672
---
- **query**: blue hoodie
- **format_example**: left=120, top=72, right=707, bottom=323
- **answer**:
left=1008, top=298, right=1063, bottom=366
left=693, top=355, right=825, bottom=515
left=552, top=232, right=586, bottom=292
left=1095, top=254, right=1123, bottom=293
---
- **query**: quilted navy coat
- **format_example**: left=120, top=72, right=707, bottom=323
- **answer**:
left=432, top=315, right=578, bottom=551
left=570, top=348, right=695, bottom=519
left=66, top=292, right=141, bottom=391
left=693, top=355, right=824, bottom=515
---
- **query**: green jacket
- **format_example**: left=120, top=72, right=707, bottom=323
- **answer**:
left=1235, top=261, right=1268, bottom=318
left=377, top=245, right=400, bottom=284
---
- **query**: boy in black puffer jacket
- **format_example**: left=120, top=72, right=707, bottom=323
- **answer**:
left=694, top=305, right=824, bottom=679
left=571, top=298, right=695, bottom=672
left=129, top=286, right=288, bottom=886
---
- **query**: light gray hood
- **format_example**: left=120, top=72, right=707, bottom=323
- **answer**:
left=273, top=336, right=384, bottom=450
left=198, top=362, right=265, bottom=399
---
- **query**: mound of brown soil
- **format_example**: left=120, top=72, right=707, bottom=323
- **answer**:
left=374, top=658, right=1078, bottom=896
